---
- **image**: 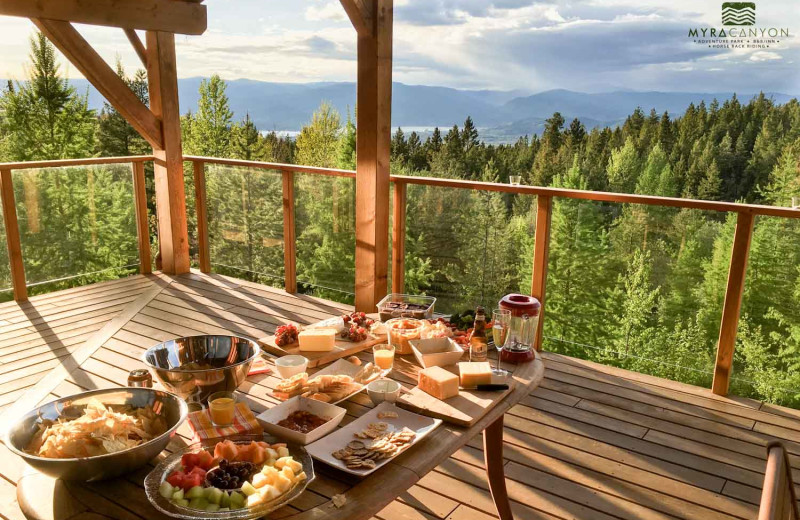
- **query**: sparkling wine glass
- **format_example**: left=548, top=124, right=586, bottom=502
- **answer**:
left=491, top=309, right=511, bottom=376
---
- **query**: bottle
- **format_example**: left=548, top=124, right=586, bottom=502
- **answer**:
left=127, top=369, right=153, bottom=388
left=470, top=306, right=489, bottom=362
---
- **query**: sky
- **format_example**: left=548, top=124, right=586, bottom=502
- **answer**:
left=0, top=0, right=797, bottom=94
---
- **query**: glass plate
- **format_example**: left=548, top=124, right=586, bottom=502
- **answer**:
left=144, top=434, right=315, bottom=519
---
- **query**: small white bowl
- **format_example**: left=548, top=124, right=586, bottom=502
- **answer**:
left=367, top=379, right=401, bottom=405
left=256, top=396, right=345, bottom=445
left=410, top=337, right=465, bottom=368
left=275, top=355, right=308, bottom=379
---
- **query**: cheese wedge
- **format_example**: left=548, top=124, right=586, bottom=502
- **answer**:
left=298, top=328, right=336, bottom=351
left=418, top=366, right=459, bottom=400
left=458, top=362, right=492, bottom=387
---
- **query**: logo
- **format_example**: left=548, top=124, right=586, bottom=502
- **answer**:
left=722, top=2, right=755, bottom=26
left=686, top=1, right=789, bottom=50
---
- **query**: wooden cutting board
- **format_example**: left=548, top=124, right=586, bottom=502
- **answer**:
left=396, top=365, right=515, bottom=427
left=258, top=331, right=386, bottom=368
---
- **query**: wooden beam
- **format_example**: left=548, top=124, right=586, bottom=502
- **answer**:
left=282, top=171, right=297, bottom=293
left=131, top=161, right=152, bottom=274
left=33, top=19, right=163, bottom=150
left=0, top=168, right=27, bottom=301
left=1, top=0, right=206, bottom=35
left=147, top=31, right=190, bottom=274
left=193, top=160, right=210, bottom=274
left=712, top=211, right=755, bottom=396
left=531, top=195, right=552, bottom=352
left=354, top=0, right=392, bottom=311
left=124, top=29, right=148, bottom=68
left=339, top=0, right=374, bottom=36
left=392, top=181, right=406, bottom=294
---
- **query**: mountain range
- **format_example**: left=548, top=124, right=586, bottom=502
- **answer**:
left=13, top=77, right=797, bottom=143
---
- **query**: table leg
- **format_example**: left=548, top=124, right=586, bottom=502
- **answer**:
left=483, top=414, right=513, bottom=520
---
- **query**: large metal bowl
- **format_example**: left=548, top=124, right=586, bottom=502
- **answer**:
left=5, top=388, right=188, bottom=481
left=143, top=335, right=260, bottom=403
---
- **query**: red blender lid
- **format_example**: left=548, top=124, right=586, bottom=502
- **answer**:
left=499, top=294, right=541, bottom=316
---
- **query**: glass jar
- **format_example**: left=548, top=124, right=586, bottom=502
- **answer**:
left=385, top=317, right=423, bottom=355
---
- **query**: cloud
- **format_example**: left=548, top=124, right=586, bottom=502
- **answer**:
left=0, top=0, right=796, bottom=94
left=305, top=1, right=347, bottom=22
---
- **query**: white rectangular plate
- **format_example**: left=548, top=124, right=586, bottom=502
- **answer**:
left=305, top=402, right=442, bottom=476
left=274, top=358, right=367, bottom=405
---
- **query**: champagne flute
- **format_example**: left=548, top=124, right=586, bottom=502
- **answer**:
left=491, top=309, right=511, bottom=376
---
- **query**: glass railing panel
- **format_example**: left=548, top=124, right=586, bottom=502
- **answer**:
left=403, top=182, right=537, bottom=315
left=12, top=165, right=140, bottom=292
left=730, top=213, right=800, bottom=407
left=295, top=174, right=356, bottom=304
left=541, top=200, right=733, bottom=389
left=204, top=164, right=285, bottom=287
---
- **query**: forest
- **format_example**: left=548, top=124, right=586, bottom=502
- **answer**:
left=1, top=33, right=799, bottom=406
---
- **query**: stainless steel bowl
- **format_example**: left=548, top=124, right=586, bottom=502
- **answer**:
left=142, top=335, right=260, bottom=403
left=5, top=388, right=188, bottom=481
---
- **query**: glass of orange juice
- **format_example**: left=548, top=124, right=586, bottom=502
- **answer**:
left=208, top=391, right=236, bottom=426
left=373, top=343, right=395, bottom=373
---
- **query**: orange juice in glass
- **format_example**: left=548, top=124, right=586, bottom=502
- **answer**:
left=208, top=391, right=236, bottom=426
left=373, top=344, right=395, bottom=372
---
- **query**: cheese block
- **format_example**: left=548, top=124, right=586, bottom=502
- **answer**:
left=298, top=328, right=336, bottom=351
left=458, top=362, right=492, bottom=387
left=418, top=366, right=459, bottom=400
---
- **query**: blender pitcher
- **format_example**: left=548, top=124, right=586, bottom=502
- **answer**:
left=498, top=293, right=540, bottom=364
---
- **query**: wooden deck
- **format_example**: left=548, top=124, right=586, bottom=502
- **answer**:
left=1, top=271, right=798, bottom=520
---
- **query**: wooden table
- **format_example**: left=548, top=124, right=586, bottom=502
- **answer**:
left=15, top=328, right=544, bottom=520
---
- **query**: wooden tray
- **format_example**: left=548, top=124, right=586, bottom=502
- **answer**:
left=396, top=357, right=538, bottom=427
left=258, top=329, right=386, bottom=368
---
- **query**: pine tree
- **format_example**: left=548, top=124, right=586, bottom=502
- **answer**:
left=230, top=113, right=267, bottom=161
left=295, top=101, right=341, bottom=168
left=1, top=32, right=95, bottom=161
left=606, top=137, right=641, bottom=193
left=97, top=64, right=149, bottom=157
left=184, top=74, right=234, bottom=157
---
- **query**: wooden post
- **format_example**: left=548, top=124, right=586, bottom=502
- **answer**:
left=192, top=160, right=210, bottom=274
left=353, top=0, right=392, bottom=311
left=531, top=195, right=552, bottom=352
left=131, top=161, right=151, bottom=274
left=712, top=211, right=755, bottom=396
left=392, top=181, right=406, bottom=294
left=0, top=168, right=26, bottom=301
left=146, top=31, right=190, bottom=274
left=282, top=171, right=297, bottom=293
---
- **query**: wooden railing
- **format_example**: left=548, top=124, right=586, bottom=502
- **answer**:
left=1, top=154, right=799, bottom=397
left=187, top=155, right=800, bottom=397
left=0, top=156, right=155, bottom=302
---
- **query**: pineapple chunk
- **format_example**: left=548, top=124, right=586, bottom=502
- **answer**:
left=281, top=465, right=295, bottom=480
left=246, top=493, right=264, bottom=508
left=294, top=471, right=308, bottom=482
left=287, top=459, right=303, bottom=474
left=274, top=473, right=292, bottom=493
left=274, top=456, right=293, bottom=470
left=252, top=472, right=269, bottom=489
left=259, top=484, right=282, bottom=501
